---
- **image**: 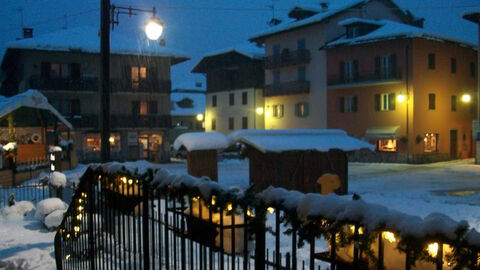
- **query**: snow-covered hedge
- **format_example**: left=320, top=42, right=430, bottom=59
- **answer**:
left=35, top=198, right=67, bottom=222
left=1, top=201, right=35, bottom=218
left=48, top=171, right=67, bottom=188
left=44, top=209, right=67, bottom=229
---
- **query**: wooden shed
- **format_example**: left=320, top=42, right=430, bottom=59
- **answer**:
left=230, top=130, right=374, bottom=195
left=173, top=132, right=229, bottom=181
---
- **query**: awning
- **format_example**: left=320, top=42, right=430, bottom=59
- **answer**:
left=364, top=126, right=400, bottom=140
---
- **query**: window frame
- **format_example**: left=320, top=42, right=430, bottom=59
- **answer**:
left=229, top=93, right=235, bottom=106
left=212, top=95, right=217, bottom=107
left=428, top=53, right=436, bottom=70
left=242, top=116, right=248, bottom=129
left=428, top=93, right=436, bottom=110
left=228, top=117, right=234, bottom=130
left=242, top=92, right=248, bottom=105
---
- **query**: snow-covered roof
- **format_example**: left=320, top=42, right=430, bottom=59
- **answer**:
left=229, top=129, right=374, bottom=153
left=171, top=90, right=205, bottom=116
left=4, top=26, right=190, bottom=61
left=173, top=132, right=230, bottom=151
left=249, top=0, right=366, bottom=41
left=463, top=11, right=480, bottom=23
left=327, top=18, right=476, bottom=48
left=191, top=43, right=264, bottom=73
left=172, top=81, right=205, bottom=92
left=0, top=89, right=73, bottom=129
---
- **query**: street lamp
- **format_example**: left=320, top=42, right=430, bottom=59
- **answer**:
left=100, top=1, right=164, bottom=162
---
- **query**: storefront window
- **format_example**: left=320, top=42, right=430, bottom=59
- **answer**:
left=109, top=134, right=121, bottom=152
left=378, top=139, right=397, bottom=152
left=85, top=134, right=101, bottom=152
left=424, top=133, right=438, bottom=152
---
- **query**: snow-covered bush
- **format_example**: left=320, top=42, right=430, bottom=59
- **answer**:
left=44, top=209, right=66, bottom=229
left=48, top=171, right=67, bottom=188
left=35, top=198, right=67, bottom=222
left=48, top=146, right=62, bottom=153
left=1, top=201, right=35, bottom=218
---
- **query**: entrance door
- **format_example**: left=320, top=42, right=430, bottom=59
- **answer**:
left=450, top=130, right=458, bottom=159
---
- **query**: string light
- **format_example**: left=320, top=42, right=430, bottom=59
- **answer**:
left=267, top=207, right=275, bottom=214
left=427, top=242, right=439, bottom=258
left=382, top=231, right=396, bottom=243
left=227, top=203, right=233, bottom=211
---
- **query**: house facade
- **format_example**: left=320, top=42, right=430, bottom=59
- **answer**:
left=0, top=27, right=189, bottom=162
left=192, top=44, right=265, bottom=134
left=326, top=19, right=478, bottom=163
left=249, top=0, right=422, bottom=130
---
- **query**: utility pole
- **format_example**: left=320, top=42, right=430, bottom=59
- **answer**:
left=100, top=0, right=111, bottom=162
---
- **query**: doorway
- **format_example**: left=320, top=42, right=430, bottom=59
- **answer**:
left=450, top=129, right=458, bottom=159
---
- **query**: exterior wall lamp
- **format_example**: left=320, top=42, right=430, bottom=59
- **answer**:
left=256, top=107, right=264, bottom=115
left=397, top=93, right=406, bottom=103
left=461, top=93, right=472, bottom=103
left=196, top=113, right=204, bottom=121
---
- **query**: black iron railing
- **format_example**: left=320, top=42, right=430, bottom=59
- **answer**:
left=264, top=80, right=310, bottom=97
left=265, top=50, right=311, bottom=69
left=66, top=114, right=171, bottom=129
left=55, top=164, right=480, bottom=270
left=29, top=76, right=98, bottom=91
left=328, top=71, right=402, bottom=86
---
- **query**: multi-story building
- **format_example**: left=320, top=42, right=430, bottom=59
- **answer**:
left=170, top=81, right=206, bottom=139
left=192, top=44, right=265, bottom=134
left=249, top=0, right=421, bottom=130
left=0, top=27, right=189, bottom=162
left=326, top=18, right=477, bottom=163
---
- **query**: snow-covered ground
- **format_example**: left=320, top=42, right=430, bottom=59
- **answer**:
left=2, top=158, right=480, bottom=268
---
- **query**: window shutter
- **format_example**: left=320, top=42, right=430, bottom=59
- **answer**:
left=304, top=103, right=309, bottom=116
left=390, top=54, right=397, bottom=76
left=353, top=60, right=359, bottom=80
left=389, top=93, right=396, bottom=110
left=340, top=97, right=345, bottom=113
left=353, top=96, right=358, bottom=112
left=375, top=94, right=380, bottom=111
left=339, top=61, right=345, bottom=82
left=295, top=103, right=299, bottom=116
left=374, top=56, right=381, bottom=78
left=41, top=62, right=51, bottom=79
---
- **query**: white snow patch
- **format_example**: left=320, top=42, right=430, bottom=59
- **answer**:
left=3, top=142, right=17, bottom=151
left=35, top=198, right=67, bottom=221
left=44, top=209, right=66, bottom=229
left=48, top=171, right=67, bottom=188
left=1, top=201, right=35, bottom=218
left=173, top=132, right=230, bottom=151
left=49, top=146, right=62, bottom=153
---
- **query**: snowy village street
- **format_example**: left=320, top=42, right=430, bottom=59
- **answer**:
left=2, top=159, right=480, bottom=269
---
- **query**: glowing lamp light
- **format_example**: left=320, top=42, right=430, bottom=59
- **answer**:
left=256, top=107, right=264, bottom=115
left=211, top=196, right=216, bottom=206
left=74, top=226, right=80, bottom=233
left=247, top=209, right=254, bottom=217
left=196, top=113, right=204, bottom=121
left=397, top=94, right=406, bottom=103
left=109, top=136, right=115, bottom=144
left=227, top=203, right=233, bottom=211
left=267, top=207, right=275, bottom=214
left=382, top=231, right=396, bottom=243
left=65, top=254, right=71, bottom=260
left=128, top=179, right=133, bottom=185
left=461, top=94, right=472, bottom=103
left=427, top=242, right=439, bottom=258
left=145, top=16, right=164, bottom=41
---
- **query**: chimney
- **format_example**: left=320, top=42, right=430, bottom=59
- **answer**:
left=23, top=27, right=33, bottom=38
left=320, top=1, right=329, bottom=12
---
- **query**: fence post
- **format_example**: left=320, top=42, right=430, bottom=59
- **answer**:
left=254, top=207, right=266, bottom=270
left=330, top=231, right=336, bottom=270
left=87, top=171, right=96, bottom=270
left=54, top=231, right=63, bottom=270
left=436, top=242, right=443, bottom=270
left=378, top=233, right=384, bottom=270
left=142, top=181, right=150, bottom=270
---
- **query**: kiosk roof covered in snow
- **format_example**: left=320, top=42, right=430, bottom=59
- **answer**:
left=229, top=129, right=374, bottom=153
left=0, top=89, right=73, bottom=129
left=173, top=132, right=230, bottom=152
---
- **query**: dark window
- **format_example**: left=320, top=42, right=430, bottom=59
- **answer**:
left=471, top=62, right=476, bottom=77
left=340, top=97, right=345, bottom=113
left=341, top=96, right=357, bottom=113
left=295, top=102, right=309, bottom=117
left=41, top=62, right=51, bottom=79
left=228, top=117, right=234, bottom=130
left=211, top=118, right=216, bottom=130
left=298, top=66, right=306, bottom=81
left=451, top=96, right=457, bottom=112
left=212, top=95, right=217, bottom=107
left=375, top=94, right=380, bottom=111
left=297, top=38, right=306, bottom=50
left=242, top=117, right=248, bottom=129
left=273, top=44, right=281, bottom=56
left=229, top=93, right=235, bottom=106
left=132, top=101, right=140, bottom=114
left=71, top=100, right=81, bottom=115
left=376, top=93, right=395, bottom=111
left=242, top=92, right=248, bottom=105
left=273, top=71, right=280, bottom=84
left=148, top=101, right=158, bottom=114
left=70, top=63, right=81, bottom=79
left=428, top=53, right=435, bottom=70
left=342, top=60, right=358, bottom=82
left=375, top=54, right=397, bottom=79
left=429, top=93, right=436, bottom=110
left=451, top=58, right=456, bottom=74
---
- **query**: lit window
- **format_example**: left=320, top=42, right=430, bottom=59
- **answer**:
left=295, top=102, right=309, bottom=117
left=272, top=104, right=284, bottom=118
left=85, top=134, right=101, bottom=152
left=376, top=93, right=396, bottom=111
left=131, top=66, right=147, bottom=89
left=109, top=134, right=121, bottom=152
left=140, top=101, right=148, bottom=115
left=378, top=139, right=397, bottom=152
left=424, top=133, right=438, bottom=152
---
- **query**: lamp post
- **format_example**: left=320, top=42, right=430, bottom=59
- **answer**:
left=100, top=1, right=164, bottom=162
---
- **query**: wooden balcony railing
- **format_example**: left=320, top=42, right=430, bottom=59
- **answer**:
left=264, top=80, right=310, bottom=97
left=264, top=49, right=311, bottom=69
left=29, top=76, right=98, bottom=91
left=328, top=71, right=402, bottom=86
left=110, top=79, right=171, bottom=93
left=66, top=114, right=171, bottom=129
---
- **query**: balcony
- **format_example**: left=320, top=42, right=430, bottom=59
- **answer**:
left=111, top=114, right=171, bottom=128
left=29, top=75, right=98, bottom=92
left=66, top=114, right=171, bottom=129
left=328, top=71, right=402, bottom=87
left=111, top=79, right=171, bottom=94
left=264, top=80, right=310, bottom=97
left=264, top=49, right=310, bottom=69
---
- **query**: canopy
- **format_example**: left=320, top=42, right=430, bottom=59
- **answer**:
left=364, top=126, right=400, bottom=140
left=0, top=89, right=73, bottom=129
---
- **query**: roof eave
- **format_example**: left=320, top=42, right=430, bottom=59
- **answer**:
left=463, top=12, right=480, bottom=23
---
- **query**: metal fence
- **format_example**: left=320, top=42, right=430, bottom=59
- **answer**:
left=0, top=182, right=49, bottom=208
left=55, top=166, right=480, bottom=270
